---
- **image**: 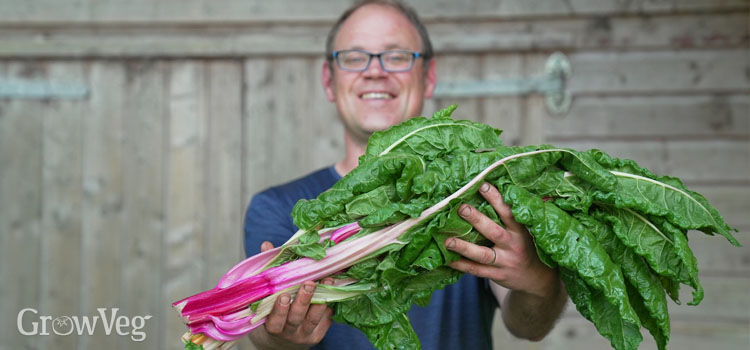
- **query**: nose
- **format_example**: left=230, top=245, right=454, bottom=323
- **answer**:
left=362, top=56, right=387, bottom=77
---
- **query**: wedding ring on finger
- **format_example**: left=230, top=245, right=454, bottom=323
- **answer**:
left=489, top=247, right=497, bottom=265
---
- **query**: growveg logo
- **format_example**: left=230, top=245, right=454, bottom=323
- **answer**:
left=17, top=308, right=152, bottom=341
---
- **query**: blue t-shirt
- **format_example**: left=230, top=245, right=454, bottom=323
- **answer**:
left=244, top=166, right=497, bottom=350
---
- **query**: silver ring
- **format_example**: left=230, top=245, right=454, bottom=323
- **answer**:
left=489, top=248, right=497, bottom=265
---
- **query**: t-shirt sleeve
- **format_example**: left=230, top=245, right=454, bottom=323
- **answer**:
left=243, top=189, right=296, bottom=257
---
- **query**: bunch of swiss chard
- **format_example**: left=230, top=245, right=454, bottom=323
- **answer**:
left=173, top=105, right=740, bottom=350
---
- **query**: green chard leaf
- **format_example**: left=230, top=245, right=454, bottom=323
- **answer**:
left=625, top=278, right=669, bottom=350
left=412, top=239, right=444, bottom=270
left=560, top=268, right=643, bottom=350
left=503, top=185, right=640, bottom=326
left=184, top=340, right=204, bottom=350
left=588, top=149, right=740, bottom=246
left=345, top=183, right=398, bottom=218
left=362, top=105, right=503, bottom=162
left=576, top=212, right=671, bottom=344
left=594, top=206, right=703, bottom=305
left=553, top=173, right=594, bottom=212
left=293, top=153, right=425, bottom=229
left=358, top=313, right=422, bottom=350
left=559, top=149, right=618, bottom=192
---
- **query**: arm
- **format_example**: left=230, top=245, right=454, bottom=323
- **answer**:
left=491, top=276, right=567, bottom=341
left=445, top=182, right=568, bottom=341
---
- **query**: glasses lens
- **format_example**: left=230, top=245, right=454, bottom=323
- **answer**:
left=337, top=51, right=370, bottom=70
left=382, top=51, right=414, bottom=71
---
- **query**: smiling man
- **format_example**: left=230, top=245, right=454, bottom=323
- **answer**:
left=321, top=1, right=436, bottom=175
left=244, top=1, right=567, bottom=350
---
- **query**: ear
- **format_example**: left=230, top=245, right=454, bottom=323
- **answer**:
left=321, top=60, right=336, bottom=102
left=423, top=59, right=437, bottom=99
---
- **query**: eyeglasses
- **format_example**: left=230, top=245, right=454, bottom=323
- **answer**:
left=331, top=49, right=423, bottom=72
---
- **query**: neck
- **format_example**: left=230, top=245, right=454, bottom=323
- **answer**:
left=334, top=131, right=368, bottom=176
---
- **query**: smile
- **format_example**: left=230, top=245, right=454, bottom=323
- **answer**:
left=360, top=92, right=394, bottom=100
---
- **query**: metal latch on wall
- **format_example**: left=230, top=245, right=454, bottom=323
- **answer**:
left=0, top=77, right=89, bottom=99
left=433, top=52, right=572, bottom=115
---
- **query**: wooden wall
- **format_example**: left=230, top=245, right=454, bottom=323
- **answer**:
left=0, top=1, right=747, bottom=349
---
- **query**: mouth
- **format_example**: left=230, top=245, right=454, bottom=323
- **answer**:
left=360, top=92, right=395, bottom=100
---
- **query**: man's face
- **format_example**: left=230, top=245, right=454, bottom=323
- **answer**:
left=322, top=4, right=437, bottom=144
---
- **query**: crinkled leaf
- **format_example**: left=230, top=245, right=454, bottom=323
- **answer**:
left=346, top=183, right=398, bottom=218
left=625, top=278, right=669, bottom=350
left=503, top=185, right=640, bottom=326
left=553, top=173, right=594, bottom=212
left=413, top=240, right=444, bottom=270
left=589, top=150, right=740, bottom=246
left=293, top=153, right=425, bottom=230
left=577, top=212, right=670, bottom=342
left=358, top=313, right=421, bottom=350
left=362, top=105, right=502, bottom=162
left=559, top=149, right=617, bottom=192
left=594, top=206, right=703, bottom=305
left=560, top=268, right=643, bottom=350
left=346, top=257, right=380, bottom=281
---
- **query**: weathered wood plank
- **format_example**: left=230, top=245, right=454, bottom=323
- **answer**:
left=244, top=57, right=329, bottom=200
left=690, top=184, right=750, bottom=231
left=205, top=57, right=259, bottom=350
left=668, top=275, right=750, bottom=320
left=665, top=140, right=750, bottom=182
left=273, top=58, right=326, bottom=181
left=530, top=314, right=750, bottom=350
left=433, top=54, right=483, bottom=125
left=243, top=58, right=274, bottom=201
left=549, top=139, right=750, bottom=183
left=479, top=54, right=525, bottom=146
left=560, top=276, right=750, bottom=320
left=78, top=61, right=126, bottom=349
left=2, top=12, right=746, bottom=57
left=205, top=60, right=244, bottom=283
left=38, top=61, right=84, bottom=350
left=162, top=61, right=207, bottom=350
left=549, top=279, right=750, bottom=349
left=306, top=57, right=345, bottom=170
left=538, top=95, right=750, bottom=139
left=0, top=61, right=44, bottom=350
left=567, top=49, right=750, bottom=95
left=432, top=12, right=749, bottom=53
left=0, top=0, right=746, bottom=23
left=120, top=60, right=164, bottom=349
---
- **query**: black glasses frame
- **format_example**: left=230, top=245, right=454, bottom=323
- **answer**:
left=331, top=49, right=423, bottom=72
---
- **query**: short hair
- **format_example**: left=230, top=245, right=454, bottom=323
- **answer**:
left=325, top=0, right=434, bottom=71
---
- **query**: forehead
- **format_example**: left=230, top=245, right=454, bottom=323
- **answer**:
left=333, top=4, right=422, bottom=51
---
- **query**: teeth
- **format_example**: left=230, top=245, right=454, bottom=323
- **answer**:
left=361, top=92, right=393, bottom=99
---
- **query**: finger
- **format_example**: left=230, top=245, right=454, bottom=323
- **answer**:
left=264, top=293, right=291, bottom=334
left=309, top=308, right=334, bottom=343
left=458, top=202, right=511, bottom=248
left=284, top=281, right=316, bottom=334
left=261, top=241, right=274, bottom=252
left=478, top=182, right=525, bottom=234
left=444, top=237, right=498, bottom=266
left=299, top=279, right=333, bottom=335
left=448, top=258, right=502, bottom=281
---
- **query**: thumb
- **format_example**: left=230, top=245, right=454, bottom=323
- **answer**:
left=261, top=241, right=274, bottom=252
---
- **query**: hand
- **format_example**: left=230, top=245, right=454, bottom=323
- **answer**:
left=249, top=241, right=334, bottom=350
left=444, top=182, right=558, bottom=298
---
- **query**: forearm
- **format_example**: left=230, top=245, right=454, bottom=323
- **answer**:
left=496, top=276, right=568, bottom=341
left=249, top=327, right=310, bottom=350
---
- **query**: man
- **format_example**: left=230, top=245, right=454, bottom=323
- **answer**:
left=244, top=1, right=568, bottom=349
